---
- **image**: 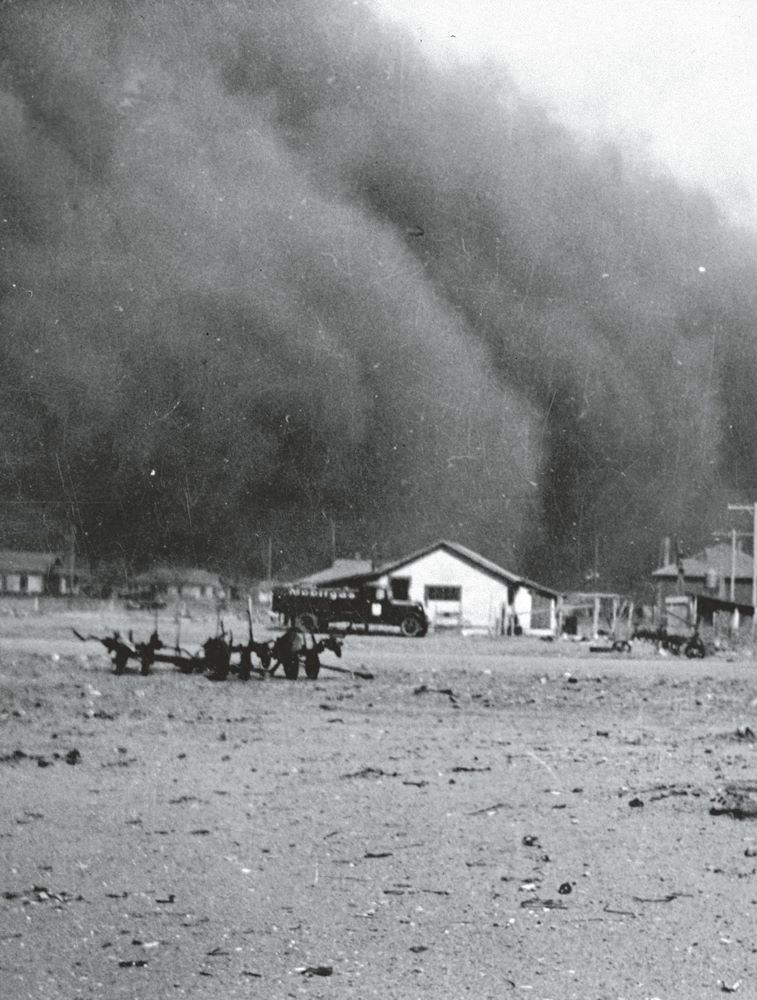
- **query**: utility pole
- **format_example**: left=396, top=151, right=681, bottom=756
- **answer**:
left=728, top=502, right=757, bottom=636
left=68, top=521, right=76, bottom=608
left=730, top=528, right=737, bottom=634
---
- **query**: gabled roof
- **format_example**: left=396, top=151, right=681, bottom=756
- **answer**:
left=652, top=543, right=754, bottom=581
left=291, top=540, right=560, bottom=598
left=179, top=568, right=222, bottom=587
left=375, top=539, right=560, bottom=598
left=373, top=539, right=519, bottom=582
left=298, top=558, right=373, bottom=586
left=0, top=550, right=62, bottom=574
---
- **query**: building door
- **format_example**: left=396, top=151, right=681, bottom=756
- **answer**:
left=390, top=576, right=410, bottom=600
left=424, top=585, right=462, bottom=628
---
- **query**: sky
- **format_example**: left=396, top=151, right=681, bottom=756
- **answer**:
left=3, top=0, right=757, bottom=587
left=373, top=0, right=757, bottom=229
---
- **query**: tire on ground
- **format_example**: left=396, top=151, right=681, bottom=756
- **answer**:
left=399, top=615, right=424, bottom=638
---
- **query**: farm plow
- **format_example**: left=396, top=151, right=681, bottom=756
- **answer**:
left=72, top=601, right=369, bottom=680
left=631, top=593, right=711, bottom=658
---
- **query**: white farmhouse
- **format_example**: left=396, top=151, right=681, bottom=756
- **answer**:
left=366, top=540, right=559, bottom=635
left=0, top=550, right=75, bottom=596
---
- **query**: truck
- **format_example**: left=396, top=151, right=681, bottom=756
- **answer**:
left=271, top=582, right=429, bottom=637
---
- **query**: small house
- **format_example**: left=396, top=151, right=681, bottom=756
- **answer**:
left=652, top=542, right=755, bottom=606
left=129, top=566, right=224, bottom=603
left=299, top=540, right=559, bottom=635
left=0, top=550, right=76, bottom=596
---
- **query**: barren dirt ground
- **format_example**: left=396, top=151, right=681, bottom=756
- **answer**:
left=2, top=609, right=757, bottom=999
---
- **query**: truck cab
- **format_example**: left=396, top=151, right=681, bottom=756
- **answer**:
left=361, top=584, right=428, bottom=636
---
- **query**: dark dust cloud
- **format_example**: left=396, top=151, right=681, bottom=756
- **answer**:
left=1, top=0, right=757, bottom=588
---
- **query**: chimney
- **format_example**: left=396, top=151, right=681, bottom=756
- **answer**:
left=662, top=536, right=671, bottom=566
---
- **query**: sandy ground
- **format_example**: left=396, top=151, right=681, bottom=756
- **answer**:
left=2, top=609, right=757, bottom=999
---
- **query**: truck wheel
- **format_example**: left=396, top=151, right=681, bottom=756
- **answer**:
left=400, top=615, right=424, bottom=638
left=283, top=655, right=300, bottom=680
left=296, top=613, right=317, bottom=632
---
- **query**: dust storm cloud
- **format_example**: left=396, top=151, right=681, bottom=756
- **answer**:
left=1, top=0, right=756, bottom=587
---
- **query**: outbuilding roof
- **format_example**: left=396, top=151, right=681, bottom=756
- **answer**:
left=0, top=550, right=62, bottom=574
left=132, top=566, right=222, bottom=587
left=297, top=558, right=373, bottom=586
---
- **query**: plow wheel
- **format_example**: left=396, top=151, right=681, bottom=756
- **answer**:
left=611, top=639, right=632, bottom=653
left=685, top=635, right=706, bottom=659
left=283, top=654, right=300, bottom=680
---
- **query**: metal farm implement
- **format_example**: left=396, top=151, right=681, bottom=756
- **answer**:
left=73, top=601, right=371, bottom=681
left=632, top=596, right=707, bottom=658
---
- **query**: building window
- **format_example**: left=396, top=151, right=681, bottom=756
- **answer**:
left=425, top=585, right=462, bottom=602
left=390, top=576, right=410, bottom=600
